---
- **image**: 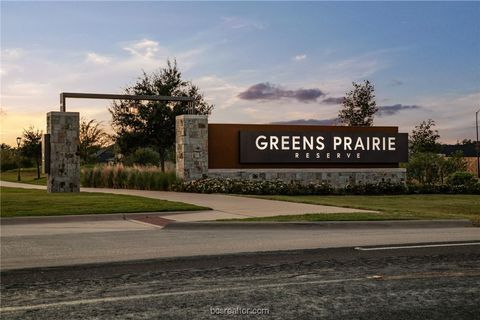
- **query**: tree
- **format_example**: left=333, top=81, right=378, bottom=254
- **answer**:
left=407, top=152, right=441, bottom=185
left=338, top=80, right=377, bottom=126
left=0, top=143, right=17, bottom=172
left=22, top=126, right=42, bottom=179
left=79, top=118, right=110, bottom=164
left=406, top=120, right=467, bottom=185
left=409, top=119, right=440, bottom=154
left=124, top=147, right=160, bottom=166
left=438, top=151, right=468, bottom=184
left=109, top=59, right=213, bottom=171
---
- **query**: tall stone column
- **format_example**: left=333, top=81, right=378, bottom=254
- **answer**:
left=46, top=111, right=80, bottom=192
left=176, top=115, right=208, bottom=181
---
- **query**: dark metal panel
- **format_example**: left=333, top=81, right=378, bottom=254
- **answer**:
left=60, top=92, right=194, bottom=112
left=239, top=131, right=408, bottom=164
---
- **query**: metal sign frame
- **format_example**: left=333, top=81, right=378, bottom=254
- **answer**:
left=59, top=92, right=195, bottom=113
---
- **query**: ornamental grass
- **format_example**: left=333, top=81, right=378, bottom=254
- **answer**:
left=81, top=164, right=179, bottom=191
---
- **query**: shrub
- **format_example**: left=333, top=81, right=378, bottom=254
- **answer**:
left=407, top=152, right=441, bottom=184
left=406, top=182, right=480, bottom=195
left=124, top=148, right=160, bottom=166
left=446, top=171, right=478, bottom=186
left=173, top=178, right=408, bottom=196
left=173, top=178, right=479, bottom=195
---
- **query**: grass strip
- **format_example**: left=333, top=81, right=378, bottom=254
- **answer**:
left=240, top=194, right=480, bottom=222
left=1, top=168, right=46, bottom=185
left=1, top=187, right=209, bottom=217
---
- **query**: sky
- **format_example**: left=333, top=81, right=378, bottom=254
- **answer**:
left=1, top=1, right=479, bottom=145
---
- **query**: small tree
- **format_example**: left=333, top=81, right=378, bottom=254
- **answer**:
left=109, top=59, right=213, bottom=171
left=437, top=151, right=467, bottom=184
left=407, top=152, right=441, bottom=184
left=124, top=147, right=161, bottom=166
left=80, top=118, right=110, bottom=164
left=338, top=80, right=377, bottom=126
left=22, top=126, right=42, bottom=179
left=0, top=143, right=17, bottom=172
left=409, top=119, right=440, bottom=154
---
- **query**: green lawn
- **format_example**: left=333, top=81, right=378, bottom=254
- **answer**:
left=1, top=168, right=46, bottom=185
left=241, top=194, right=480, bottom=222
left=0, top=187, right=209, bottom=217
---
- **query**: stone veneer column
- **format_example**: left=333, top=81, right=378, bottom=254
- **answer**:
left=46, top=111, right=80, bottom=192
left=176, top=115, right=208, bottom=181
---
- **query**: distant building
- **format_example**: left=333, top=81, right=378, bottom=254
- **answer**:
left=94, top=147, right=115, bottom=164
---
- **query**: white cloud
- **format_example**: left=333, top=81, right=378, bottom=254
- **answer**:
left=86, top=52, right=111, bottom=65
left=3, top=80, right=52, bottom=97
left=195, top=75, right=243, bottom=110
left=293, top=54, right=307, bottom=61
left=221, top=17, right=265, bottom=30
left=1, top=48, right=26, bottom=60
left=123, top=38, right=161, bottom=59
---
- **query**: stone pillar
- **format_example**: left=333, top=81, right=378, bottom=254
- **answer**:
left=46, top=111, right=80, bottom=192
left=176, top=115, right=208, bottom=181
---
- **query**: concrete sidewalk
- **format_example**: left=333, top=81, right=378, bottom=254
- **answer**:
left=1, top=181, right=376, bottom=222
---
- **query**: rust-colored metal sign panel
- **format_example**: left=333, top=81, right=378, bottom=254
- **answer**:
left=208, top=124, right=405, bottom=169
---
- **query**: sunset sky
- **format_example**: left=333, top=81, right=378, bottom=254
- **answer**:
left=1, top=1, right=479, bottom=146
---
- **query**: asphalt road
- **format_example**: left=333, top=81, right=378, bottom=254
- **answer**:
left=1, top=243, right=479, bottom=319
left=2, top=222, right=480, bottom=270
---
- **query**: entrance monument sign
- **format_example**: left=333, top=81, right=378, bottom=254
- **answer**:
left=42, top=92, right=409, bottom=192
left=178, top=116, right=408, bottom=186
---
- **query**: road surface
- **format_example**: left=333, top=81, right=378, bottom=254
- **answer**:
left=1, top=244, right=479, bottom=319
left=2, top=223, right=479, bottom=270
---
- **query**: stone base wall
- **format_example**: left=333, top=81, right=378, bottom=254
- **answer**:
left=176, top=115, right=209, bottom=181
left=46, top=111, right=80, bottom=193
left=208, top=168, right=406, bottom=187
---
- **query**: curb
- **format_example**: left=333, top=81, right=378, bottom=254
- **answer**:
left=0, top=211, right=207, bottom=225
left=163, top=219, right=474, bottom=230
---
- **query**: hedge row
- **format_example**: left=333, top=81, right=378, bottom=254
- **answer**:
left=174, top=178, right=480, bottom=195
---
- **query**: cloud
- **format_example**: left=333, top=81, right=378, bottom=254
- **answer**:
left=322, top=97, right=344, bottom=105
left=3, top=80, right=52, bottom=97
left=238, top=82, right=325, bottom=103
left=86, top=52, right=111, bottom=65
left=272, top=118, right=338, bottom=126
left=1, top=48, right=25, bottom=60
left=390, top=79, right=403, bottom=86
left=123, top=38, right=160, bottom=59
left=221, top=17, right=265, bottom=30
left=293, top=54, right=307, bottom=61
left=378, top=104, right=421, bottom=116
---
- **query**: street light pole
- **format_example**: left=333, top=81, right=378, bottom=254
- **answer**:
left=476, top=109, right=480, bottom=178
left=16, top=137, right=22, bottom=181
